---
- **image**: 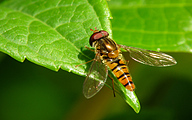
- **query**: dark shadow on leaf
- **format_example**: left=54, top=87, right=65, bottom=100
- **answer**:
left=77, top=47, right=95, bottom=73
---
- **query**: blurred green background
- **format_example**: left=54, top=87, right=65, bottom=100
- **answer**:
left=0, top=52, right=191, bottom=120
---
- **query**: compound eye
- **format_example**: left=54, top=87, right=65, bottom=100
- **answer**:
left=100, top=30, right=109, bottom=37
left=89, top=30, right=109, bottom=47
left=89, top=32, right=103, bottom=46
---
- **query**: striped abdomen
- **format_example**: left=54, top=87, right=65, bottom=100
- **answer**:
left=107, top=59, right=135, bottom=91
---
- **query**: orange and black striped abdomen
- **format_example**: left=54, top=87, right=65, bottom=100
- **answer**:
left=107, top=59, right=135, bottom=91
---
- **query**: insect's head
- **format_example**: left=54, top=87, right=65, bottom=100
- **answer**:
left=89, top=28, right=109, bottom=47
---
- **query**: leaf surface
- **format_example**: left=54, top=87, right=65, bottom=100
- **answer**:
left=0, top=0, right=111, bottom=72
left=0, top=0, right=140, bottom=113
left=108, top=0, right=192, bottom=52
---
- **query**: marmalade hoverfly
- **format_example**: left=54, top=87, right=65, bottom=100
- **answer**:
left=82, top=28, right=177, bottom=99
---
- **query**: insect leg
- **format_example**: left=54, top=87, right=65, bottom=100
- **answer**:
left=85, top=46, right=95, bottom=52
left=76, top=46, right=96, bottom=67
left=125, top=60, right=129, bottom=66
left=108, top=75, right=116, bottom=97
left=75, top=59, right=94, bottom=67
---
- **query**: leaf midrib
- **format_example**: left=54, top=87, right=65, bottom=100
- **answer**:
left=5, top=7, right=92, bottom=63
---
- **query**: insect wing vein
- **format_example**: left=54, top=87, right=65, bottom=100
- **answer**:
left=119, top=45, right=177, bottom=67
left=83, top=57, right=108, bottom=99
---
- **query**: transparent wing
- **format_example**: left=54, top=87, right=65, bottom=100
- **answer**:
left=83, top=55, right=108, bottom=99
left=119, top=44, right=177, bottom=67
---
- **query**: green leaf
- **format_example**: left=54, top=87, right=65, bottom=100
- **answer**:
left=106, top=71, right=140, bottom=113
left=0, top=0, right=111, bottom=72
left=108, top=0, right=192, bottom=52
left=0, top=0, right=140, bottom=113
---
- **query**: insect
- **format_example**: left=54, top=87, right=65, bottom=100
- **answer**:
left=81, top=28, right=177, bottom=99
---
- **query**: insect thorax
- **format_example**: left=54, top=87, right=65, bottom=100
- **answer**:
left=94, top=38, right=122, bottom=64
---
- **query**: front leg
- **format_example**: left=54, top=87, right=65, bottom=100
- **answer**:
left=85, top=46, right=95, bottom=52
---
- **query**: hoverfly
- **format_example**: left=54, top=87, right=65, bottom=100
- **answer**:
left=81, top=28, right=177, bottom=99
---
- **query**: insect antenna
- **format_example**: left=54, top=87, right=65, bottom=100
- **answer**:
left=90, top=27, right=99, bottom=33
